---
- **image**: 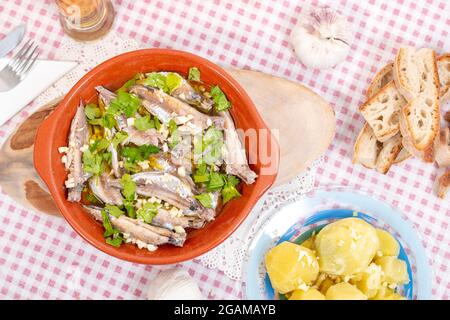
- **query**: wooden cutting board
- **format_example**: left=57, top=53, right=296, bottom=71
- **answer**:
left=0, top=69, right=335, bottom=216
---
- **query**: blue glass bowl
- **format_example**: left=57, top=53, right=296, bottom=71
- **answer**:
left=243, top=188, right=432, bottom=300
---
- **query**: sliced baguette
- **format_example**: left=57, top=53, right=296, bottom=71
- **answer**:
left=445, top=111, right=450, bottom=123
left=360, top=81, right=406, bottom=142
left=393, top=148, right=411, bottom=163
left=437, top=170, right=450, bottom=199
left=438, top=54, right=450, bottom=102
left=434, top=128, right=450, bottom=167
left=395, top=47, right=441, bottom=154
left=375, top=133, right=403, bottom=174
left=366, top=62, right=394, bottom=99
left=366, top=63, right=411, bottom=164
left=399, top=94, right=440, bottom=152
left=353, top=124, right=382, bottom=169
left=394, top=47, right=440, bottom=101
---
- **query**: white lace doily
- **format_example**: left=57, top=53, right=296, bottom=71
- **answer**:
left=198, top=157, right=322, bottom=280
left=35, top=33, right=140, bottom=106
left=35, top=33, right=322, bottom=281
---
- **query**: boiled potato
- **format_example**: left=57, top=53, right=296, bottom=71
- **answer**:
left=376, top=256, right=409, bottom=285
left=325, top=282, right=368, bottom=300
left=386, top=292, right=407, bottom=300
left=300, top=236, right=315, bottom=250
left=318, top=277, right=335, bottom=295
left=371, top=286, right=406, bottom=300
left=371, top=286, right=393, bottom=300
left=315, top=218, right=380, bottom=276
left=265, top=241, right=319, bottom=294
left=355, top=263, right=382, bottom=298
left=376, top=228, right=400, bottom=257
left=289, top=288, right=325, bottom=300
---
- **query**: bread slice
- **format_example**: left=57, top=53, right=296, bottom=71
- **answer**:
left=438, top=54, right=450, bottom=102
left=366, top=62, right=394, bottom=99
left=434, top=128, right=450, bottom=167
left=394, top=47, right=440, bottom=101
left=399, top=94, right=440, bottom=152
left=360, top=81, right=406, bottom=142
left=393, top=148, right=411, bottom=163
left=445, top=111, right=450, bottom=123
left=353, top=124, right=382, bottom=169
left=376, top=133, right=403, bottom=174
left=437, top=170, right=450, bottom=199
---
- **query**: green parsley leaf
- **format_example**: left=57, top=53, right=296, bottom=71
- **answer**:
left=188, top=67, right=201, bottom=82
left=136, top=202, right=159, bottom=224
left=101, top=210, right=117, bottom=237
left=210, top=85, right=231, bottom=112
left=201, top=126, right=224, bottom=165
left=105, top=234, right=124, bottom=247
left=112, top=131, right=128, bottom=148
left=85, top=103, right=102, bottom=120
left=123, top=160, right=141, bottom=173
left=109, top=91, right=141, bottom=117
left=166, top=72, right=183, bottom=94
left=89, top=113, right=116, bottom=129
left=121, top=144, right=160, bottom=163
left=90, top=138, right=109, bottom=153
left=154, top=116, right=161, bottom=130
left=168, top=119, right=178, bottom=135
left=120, top=174, right=136, bottom=201
left=123, top=199, right=136, bottom=219
left=142, top=72, right=167, bottom=91
left=104, top=204, right=124, bottom=218
left=168, top=119, right=179, bottom=149
left=121, top=146, right=140, bottom=163
left=102, top=113, right=116, bottom=129
left=222, top=175, right=241, bottom=204
left=207, top=171, right=225, bottom=191
left=193, top=163, right=210, bottom=184
left=227, top=175, right=240, bottom=187
left=102, top=151, right=112, bottom=164
left=116, top=78, right=136, bottom=93
left=134, top=115, right=155, bottom=131
left=194, top=193, right=213, bottom=208
left=82, top=149, right=103, bottom=175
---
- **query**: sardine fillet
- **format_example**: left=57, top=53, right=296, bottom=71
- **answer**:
left=153, top=209, right=205, bottom=229
left=89, top=174, right=123, bottom=206
left=129, top=85, right=224, bottom=130
left=83, top=205, right=186, bottom=247
left=221, top=111, right=257, bottom=184
left=67, top=102, right=90, bottom=202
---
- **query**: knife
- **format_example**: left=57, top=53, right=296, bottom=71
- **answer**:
left=0, top=24, right=26, bottom=59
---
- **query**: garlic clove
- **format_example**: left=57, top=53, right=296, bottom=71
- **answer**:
left=147, top=268, right=204, bottom=300
left=291, top=6, right=351, bottom=69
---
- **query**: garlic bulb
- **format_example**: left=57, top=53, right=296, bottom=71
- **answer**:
left=147, top=269, right=204, bottom=300
left=291, top=6, right=351, bottom=69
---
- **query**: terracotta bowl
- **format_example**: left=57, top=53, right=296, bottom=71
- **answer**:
left=34, top=49, right=279, bottom=264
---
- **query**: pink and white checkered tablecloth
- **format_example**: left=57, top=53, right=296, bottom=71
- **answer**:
left=0, top=0, right=449, bottom=300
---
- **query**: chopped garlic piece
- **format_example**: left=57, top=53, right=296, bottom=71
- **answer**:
left=174, top=226, right=185, bottom=234
left=58, top=146, right=68, bottom=154
left=127, top=117, right=135, bottom=126
left=80, top=144, right=89, bottom=152
left=177, top=166, right=186, bottom=177
left=138, top=160, right=150, bottom=170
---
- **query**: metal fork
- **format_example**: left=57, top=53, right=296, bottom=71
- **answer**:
left=0, top=39, right=40, bottom=92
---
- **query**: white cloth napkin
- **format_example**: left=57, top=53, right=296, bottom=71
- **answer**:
left=0, top=58, right=77, bottom=126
